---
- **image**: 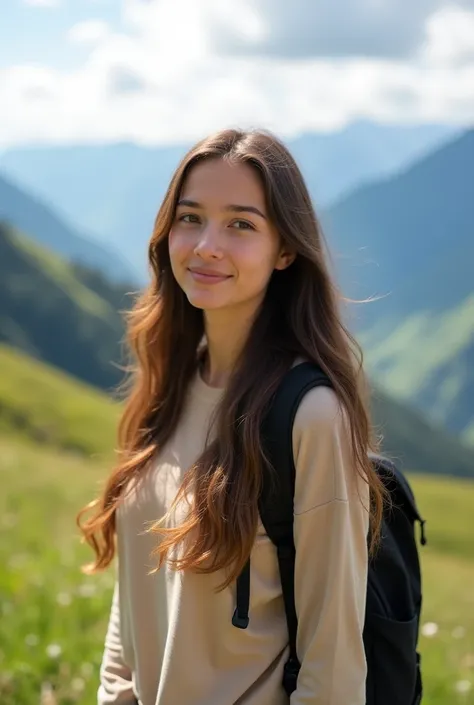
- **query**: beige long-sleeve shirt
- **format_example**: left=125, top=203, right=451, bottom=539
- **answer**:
left=98, top=369, right=370, bottom=705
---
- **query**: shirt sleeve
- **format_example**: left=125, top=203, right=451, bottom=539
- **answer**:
left=290, top=386, right=370, bottom=705
left=98, top=581, right=138, bottom=705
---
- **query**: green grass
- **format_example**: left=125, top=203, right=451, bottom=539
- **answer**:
left=411, top=474, right=474, bottom=562
left=0, top=344, right=120, bottom=457
left=0, top=436, right=473, bottom=704
left=0, top=440, right=114, bottom=705
left=411, top=475, right=474, bottom=704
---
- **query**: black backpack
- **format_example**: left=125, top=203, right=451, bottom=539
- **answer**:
left=233, top=362, right=427, bottom=705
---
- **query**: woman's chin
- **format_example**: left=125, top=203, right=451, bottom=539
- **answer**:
left=185, top=291, right=229, bottom=311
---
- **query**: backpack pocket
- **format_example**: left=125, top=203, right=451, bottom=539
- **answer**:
left=364, top=611, right=421, bottom=705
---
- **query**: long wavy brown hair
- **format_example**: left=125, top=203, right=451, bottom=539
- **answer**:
left=77, top=128, right=386, bottom=588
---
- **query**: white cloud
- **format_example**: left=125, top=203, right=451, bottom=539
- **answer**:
left=128, top=0, right=474, bottom=60
left=422, top=6, right=474, bottom=66
left=122, top=0, right=213, bottom=67
left=1, top=0, right=474, bottom=147
left=205, top=0, right=440, bottom=59
left=67, top=20, right=110, bottom=45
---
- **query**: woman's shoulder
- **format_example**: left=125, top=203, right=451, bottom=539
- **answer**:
left=294, top=384, right=342, bottom=433
left=290, top=359, right=343, bottom=434
left=289, top=362, right=359, bottom=511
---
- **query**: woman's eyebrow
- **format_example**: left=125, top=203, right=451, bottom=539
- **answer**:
left=177, top=199, right=201, bottom=209
left=177, top=199, right=267, bottom=220
left=225, top=204, right=267, bottom=220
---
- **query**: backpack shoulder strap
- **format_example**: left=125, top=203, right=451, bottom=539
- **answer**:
left=232, top=362, right=330, bottom=640
left=233, top=362, right=332, bottom=635
left=259, top=361, right=333, bottom=543
left=259, top=361, right=333, bottom=694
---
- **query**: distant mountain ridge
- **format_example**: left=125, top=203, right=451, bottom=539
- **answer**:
left=321, top=129, right=474, bottom=444
left=0, top=222, right=134, bottom=392
left=0, top=122, right=455, bottom=275
left=0, top=172, right=136, bottom=283
left=323, top=128, right=474, bottom=309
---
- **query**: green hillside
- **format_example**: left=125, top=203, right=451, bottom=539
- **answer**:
left=362, top=293, right=474, bottom=446
left=1, top=341, right=473, bottom=478
left=371, top=384, right=474, bottom=477
left=0, top=344, right=119, bottom=458
left=0, top=222, right=134, bottom=392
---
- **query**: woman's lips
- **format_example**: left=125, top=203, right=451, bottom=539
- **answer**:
left=188, top=268, right=231, bottom=284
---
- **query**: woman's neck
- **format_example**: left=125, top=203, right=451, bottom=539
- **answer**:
left=202, top=307, right=256, bottom=388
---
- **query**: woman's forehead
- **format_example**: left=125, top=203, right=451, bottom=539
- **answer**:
left=180, top=158, right=266, bottom=210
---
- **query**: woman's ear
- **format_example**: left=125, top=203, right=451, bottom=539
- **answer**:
left=275, top=248, right=296, bottom=271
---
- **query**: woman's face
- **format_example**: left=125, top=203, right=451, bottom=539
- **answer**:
left=168, top=158, right=294, bottom=316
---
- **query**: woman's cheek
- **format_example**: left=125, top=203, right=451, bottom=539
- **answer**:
left=168, top=230, right=187, bottom=264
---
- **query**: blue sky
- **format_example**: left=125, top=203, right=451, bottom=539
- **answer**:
left=0, top=1, right=123, bottom=69
left=1, top=1, right=473, bottom=147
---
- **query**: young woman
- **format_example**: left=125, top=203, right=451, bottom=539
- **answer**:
left=78, top=128, right=385, bottom=705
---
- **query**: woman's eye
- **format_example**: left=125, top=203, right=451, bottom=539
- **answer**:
left=231, top=219, right=254, bottom=231
left=179, top=213, right=200, bottom=224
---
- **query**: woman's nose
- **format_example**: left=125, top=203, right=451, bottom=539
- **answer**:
left=193, top=224, right=223, bottom=260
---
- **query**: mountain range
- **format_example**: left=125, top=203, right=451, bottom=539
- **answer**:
left=0, top=172, right=135, bottom=283
left=0, top=122, right=455, bottom=276
left=323, top=128, right=474, bottom=312
left=0, top=122, right=472, bottom=448
left=321, top=129, right=474, bottom=444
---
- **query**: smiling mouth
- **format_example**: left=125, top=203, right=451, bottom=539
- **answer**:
left=188, top=268, right=232, bottom=282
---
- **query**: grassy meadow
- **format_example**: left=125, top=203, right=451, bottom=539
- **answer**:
left=0, top=435, right=473, bottom=705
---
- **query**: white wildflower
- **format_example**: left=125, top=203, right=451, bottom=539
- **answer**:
left=46, top=643, right=62, bottom=659
left=455, top=680, right=472, bottom=695
left=421, top=621, right=439, bottom=637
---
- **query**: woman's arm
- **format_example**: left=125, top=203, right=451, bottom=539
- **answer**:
left=290, top=386, right=370, bottom=705
left=98, top=581, right=137, bottom=705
